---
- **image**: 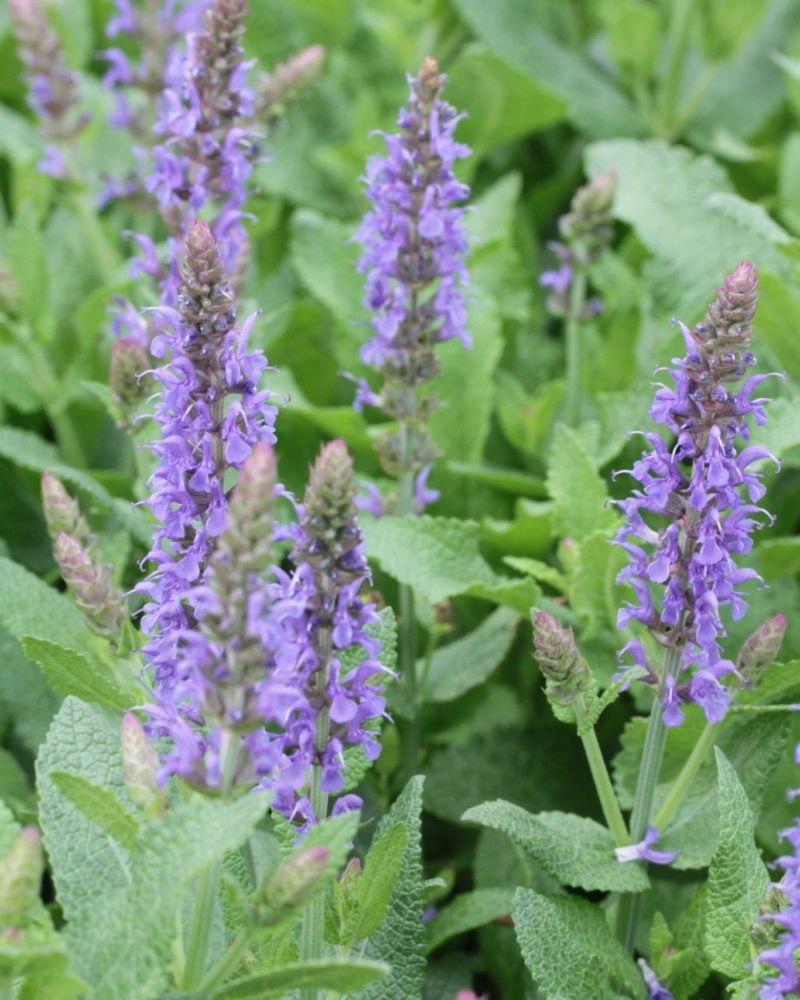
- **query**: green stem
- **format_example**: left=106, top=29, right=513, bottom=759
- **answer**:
left=47, top=404, right=87, bottom=469
left=299, top=671, right=332, bottom=1000
left=563, top=268, right=588, bottom=427
left=652, top=720, right=717, bottom=832
left=200, top=928, right=253, bottom=991
left=181, top=735, right=239, bottom=989
left=397, top=419, right=421, bottom=782
left=616, top=645, right=682, bottom=951
left=659, top=0, right=694, bottom=136
left=580, top=726, right=630, bottom=848
left=182, top=859, right=222, bottom=989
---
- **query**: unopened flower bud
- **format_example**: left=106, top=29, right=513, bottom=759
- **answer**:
left=558, top=171, right=616, bottom=265
left=121, top=713, right=167, bottom=818
left=258, top=44, right=325, bottom=127
left=110, top=336, right=149, bottom=427
left=704, top=261, right=759, bottom=345
left=339, top=856, right=362, bottom=904
left=532, top=611, right=591, bottom=707
left=736, top=614, right=787, bottom=686
left=54, top=532, right=126, bottom=641
left=0, top=827, right=43, bottom=923
left=752, top=883, right=789, bottom=951
left=41, top=473, right=90, bottom=546
left=255, top=846, right=329, bottom=925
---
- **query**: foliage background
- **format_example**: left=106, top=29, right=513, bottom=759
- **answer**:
left=1, top=0, right=800, bottom=996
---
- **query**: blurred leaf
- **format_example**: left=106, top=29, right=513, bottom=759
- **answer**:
left=212, top=960, right=389, bottom=999
left=426, top=888, right=513, bottom=954
left=482, top=499, right=554, bottom=559
left=6, top=201, right=54, bottom=340
left=22, top=637, right=138, bottom=711
left=754, top=270, right=800, bottom=376
left=446, top=45, right=565, bottom=156
left=0, top=625, right=59, bottom=753
left=428, top=296, right=502, bottom=464
left=446, top=462, right=546, bottom=498
left=50, top=771, right=140, bottom=851
left=452, top=0, right=642, bottom=138
left=496, top=373, right=565, bottom=459
left=421, top=607, right=520, bottom=703
left=547, top=424, right=619, bottom=541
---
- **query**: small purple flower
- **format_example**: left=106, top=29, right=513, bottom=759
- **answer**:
left=354, top=56, right=471, bottom=495
left=759, top=781, right=800, bottom=995
left=615, top=263, right=780, bottom=725
left=615, top=826, right=680, bottom=866
left=638, top=959, right=674, bottom=1000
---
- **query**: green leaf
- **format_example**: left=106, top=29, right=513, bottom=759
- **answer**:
left=21, top=637, right=138, bottom=710
left=0, top=556, right=95, bottom=655
left=585, top=139, right=790, bottom=325
left=426, top=888, right=513, bottom=954
left=495, top=372, right=565, bottom=459
left=427, top=296, right=502, bottom=464
left=36, top=698, right=132, bottom=923
left=0, top=428, right=149, bottom=545
left=463, top=800, right=648, bottom=893
left=452, top=0, right=642, bottom=138
left=513, top=888, right=643, bottom=1000
left=68, top=794, right=269, bottom=999
left=754, top=270, right=800, bottom=376
left=466, top=172, right=523, bottom=247
left=342, top=822, right=408, bottom=945
left=705, top=749, right=770, bottom=978
left=421, top=608, right=520, bottom=703
left=6, top=200, right=53, bottom=339
left=361, top=777, right=426, bottom=1000
left=566, top=529, right=626, bottom=635
left=0, top=625, right=60, bottom=753
left=212, top=959, right=390, bottom=999
left=547, top=424, right=618, bottom=541
left=446, top=44, right=565, bottom=156
left=363, top=515, right=540, bottom=613
left=0, top=798, right=20, bottom=857
left=49, top=772, right=140, bottom=851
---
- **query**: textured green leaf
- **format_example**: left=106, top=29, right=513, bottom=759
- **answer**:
left=585, top=139, right=789, bottom=324
left=504, top=556, right=566, bottom=592
left=453, top=0, right=641, bottom=138
left=50, top=771, right=140, bottom=850
left=513, top=889, right=643, bottom=1000
left=421, top=607, right=520, bottom=702
left=22, top=637, right=137, bottom=710
left=547, top=425, right=618, bottom=541
left=343, top=822, right=408, bottom=944
left=363, top=515, right=540, bottom=612
left=428, top=296, right=502, bottom=465
left=212, top=959, right=390, bottom=998
left=68, top=794, right=269, bottom=999
left=0, top=429, right=149, bottom=545
left=706, top=750, right=770, bottom=978
left=37, top=698, right=132, bottom=923
left=362, top=777, right=426, bottom=1000
left=426, top=888, right=513, bottom=954
left=463, top=800, right=649, bottom=893
left=567, top=529, right=626, bottom=634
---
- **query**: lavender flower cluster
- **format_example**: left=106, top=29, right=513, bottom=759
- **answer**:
left=148, top=0, right=258, bottom=294
left=137, top=220, right=277, bottom=693
left=9, top=0, right=88, bottom=177
left=759, top=750, right=800, bottom=997
left=354, top=57, right=471, bottom=511
left=615, top=262, right=778, bottom=726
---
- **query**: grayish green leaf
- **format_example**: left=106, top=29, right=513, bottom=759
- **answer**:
left=426, top=888, right=513, bottom=954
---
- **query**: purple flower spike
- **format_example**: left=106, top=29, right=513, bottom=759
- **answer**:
left=354, top=56, right=471, bottom=494
left=615, top=826, right=680, bottom=866
left=265, top=440, right=388, bottom=831
left=138, top=221, right=278, bottom=694
left=615, top=263, right=780, bottom=725
left=10, top=0, right=89, bottom=176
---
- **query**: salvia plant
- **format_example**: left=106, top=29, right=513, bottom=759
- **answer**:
left=2, top=2, right=800, bottom=999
